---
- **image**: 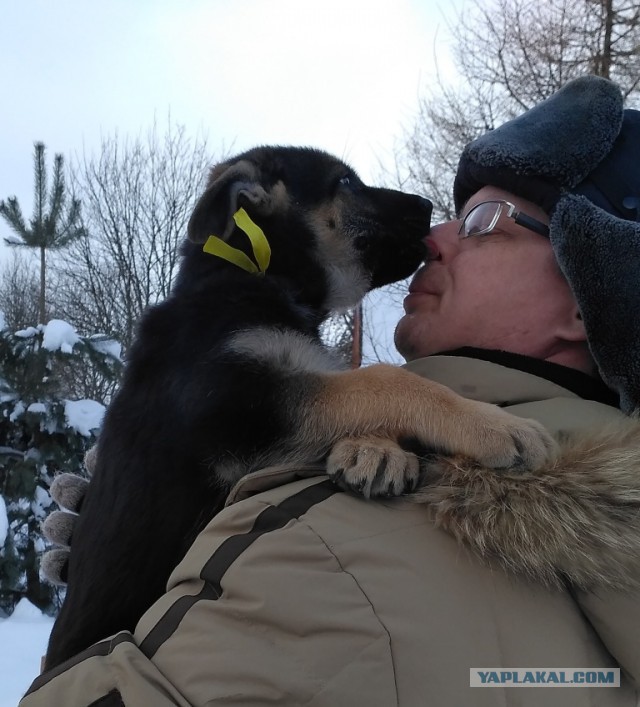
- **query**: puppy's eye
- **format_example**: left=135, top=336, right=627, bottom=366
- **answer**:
left=335, top=173, right=358, bottom=193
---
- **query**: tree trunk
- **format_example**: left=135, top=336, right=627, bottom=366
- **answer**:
left=601, top=0, right=614, bottom=79
left=25, top=517, right=53, bottom=612
left=350, top=303, right=363, bottom=369
left=39, top=245, right=46, bottom=324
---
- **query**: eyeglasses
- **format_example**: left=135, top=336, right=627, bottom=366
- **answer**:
left=458, top=200, right=550, bottom=239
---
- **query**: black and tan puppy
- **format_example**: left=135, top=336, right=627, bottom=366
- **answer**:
left=45, top=146, right=554, bottom=669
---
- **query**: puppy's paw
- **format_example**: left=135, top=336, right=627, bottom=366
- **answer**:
left=327, top=436, right=420, bottom=498
left=39, top=471, right=90, bottom=587
left=465, top=404, right=558, bottom=472
left=49, top=472, right=89, bottom=513
left=40, top=510, right=77, bottom=586
left=40, top=548, right=70, bottom=586
left=42, top=510, right=76, bottom=548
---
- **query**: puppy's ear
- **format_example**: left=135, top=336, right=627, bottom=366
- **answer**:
left=188, top=160, right=270, bottom=244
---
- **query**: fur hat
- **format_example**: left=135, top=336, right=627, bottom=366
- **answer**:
left=453, top=76, right=640, bottom=414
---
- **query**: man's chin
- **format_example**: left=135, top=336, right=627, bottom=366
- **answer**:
left=394, top=314, right=449, bottom=363
left=393, top=315, right=416, bottom=362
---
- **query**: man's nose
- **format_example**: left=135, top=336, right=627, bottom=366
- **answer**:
left=424, top=221, right=461, bottom=262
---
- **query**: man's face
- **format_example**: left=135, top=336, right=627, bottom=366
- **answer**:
left=394, top=186, right=588, bottom=368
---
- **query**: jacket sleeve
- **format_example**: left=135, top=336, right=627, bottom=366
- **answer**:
left=411, top=417, right=640, bottom=686
left=21, top=478, right=398, bottom=707
left=19, top=632, right=193, bottom=707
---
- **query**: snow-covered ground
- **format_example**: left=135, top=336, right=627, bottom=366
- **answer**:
left=0, top=600, right=54, bottom=707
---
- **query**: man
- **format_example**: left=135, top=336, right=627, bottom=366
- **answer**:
left=22, top=76, right=640, bottom=706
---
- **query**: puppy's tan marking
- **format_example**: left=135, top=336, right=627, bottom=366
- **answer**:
left=296, top=364, right=557, bottom=471
left=228, top=328, right=343, bottom=374
left=306, top=206, right=370, bottom=311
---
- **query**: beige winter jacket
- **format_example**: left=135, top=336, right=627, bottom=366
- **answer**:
left=20, top=355, right=640, bottom=706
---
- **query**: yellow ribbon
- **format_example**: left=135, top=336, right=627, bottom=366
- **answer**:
left=203, top=208, right=271, bottom=275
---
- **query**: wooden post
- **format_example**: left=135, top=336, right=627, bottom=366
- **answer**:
left=350, top=303, right=363, bottom=369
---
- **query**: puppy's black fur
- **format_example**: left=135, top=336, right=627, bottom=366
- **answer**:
left=45, top=146, right=431, bottom=668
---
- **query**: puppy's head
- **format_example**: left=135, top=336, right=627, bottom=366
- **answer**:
left=187, top=146, right=431, bottom=311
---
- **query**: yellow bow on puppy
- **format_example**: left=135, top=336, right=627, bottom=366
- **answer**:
left=203, top=208, right=271, bottom=275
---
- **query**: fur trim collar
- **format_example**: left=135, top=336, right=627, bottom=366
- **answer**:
left=411, top=417, right=640, bottom=591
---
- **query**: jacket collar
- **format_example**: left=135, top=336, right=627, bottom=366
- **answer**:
left=225, top=464, right=325, bottom=507
left=409, top=348, right=620, bottom=407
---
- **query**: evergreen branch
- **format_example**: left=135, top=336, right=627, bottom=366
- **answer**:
left=47, top=154, right=66, bottom=244
left=0, top=446, right=23, bottom=460
left=33, top=142, right=47, bottom=232
left=0, top=198, right=30, bottom=241
left=53, top=199, right=86, bottom=248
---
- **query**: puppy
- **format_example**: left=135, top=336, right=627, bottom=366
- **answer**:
left=45, top=146, right=553, bottom=669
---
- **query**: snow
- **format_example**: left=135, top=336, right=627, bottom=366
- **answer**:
left=15, top=327, right=38, bottom=339
left=3, top=236, right=26, bottom=247
left=0, top=310, right=6, bottom=331
left=9, top=598, right=43, bottom=621
left=26, top=402, right=46, bottom=414
left=42, top=319, right=80, bottom=354
left=0, top=389, right=16, bottom=404
left=64, top=399, right=105, bottom=436
left=89, top=336, right=122, bottom=361
left=9, top=400, right=26, bottom=422
left=31, top=486, right=52, bottom=521
left=0, top=495, right=7, bottom=547
left=0, top=600, right=54, bottom=707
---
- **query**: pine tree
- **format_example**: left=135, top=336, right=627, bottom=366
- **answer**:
left=0, top=142, right=86, bottom=324
left=0, top=314, right=121, bottom=614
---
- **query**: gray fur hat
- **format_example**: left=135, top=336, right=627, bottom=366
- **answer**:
left=453, top=76, right=640, bottom=414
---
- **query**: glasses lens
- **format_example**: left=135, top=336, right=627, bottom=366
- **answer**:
left=461, top=202, right=501, bottom=237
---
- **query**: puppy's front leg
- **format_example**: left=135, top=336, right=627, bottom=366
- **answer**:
left=293, top=364, right=556, bottom=493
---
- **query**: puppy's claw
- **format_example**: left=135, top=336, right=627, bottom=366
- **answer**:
left=328, top=437, right=420, bottom=499
left=498, top=417, right=558, bottom=472
left=455, top=403, right=558, bottom=473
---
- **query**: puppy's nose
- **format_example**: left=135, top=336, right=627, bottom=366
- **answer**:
left=415, top=195, right=433, bottom=219
left=404, top=195, right=432, bottom=228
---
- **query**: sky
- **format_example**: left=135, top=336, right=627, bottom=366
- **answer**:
left=0, top=0, right=463, bottom=360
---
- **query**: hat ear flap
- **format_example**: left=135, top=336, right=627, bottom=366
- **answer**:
left=187, top=160, right=269, bottom=244
left=551, top=194, right=640, bottom=415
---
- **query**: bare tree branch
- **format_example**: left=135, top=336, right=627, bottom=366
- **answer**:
left=50, top=118, right=217, bottom=353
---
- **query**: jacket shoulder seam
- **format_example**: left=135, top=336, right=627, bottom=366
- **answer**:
left=299, top=519, right=400, bottom=705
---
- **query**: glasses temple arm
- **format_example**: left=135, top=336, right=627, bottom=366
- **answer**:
left=513, top=212, right=550, bottom=237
